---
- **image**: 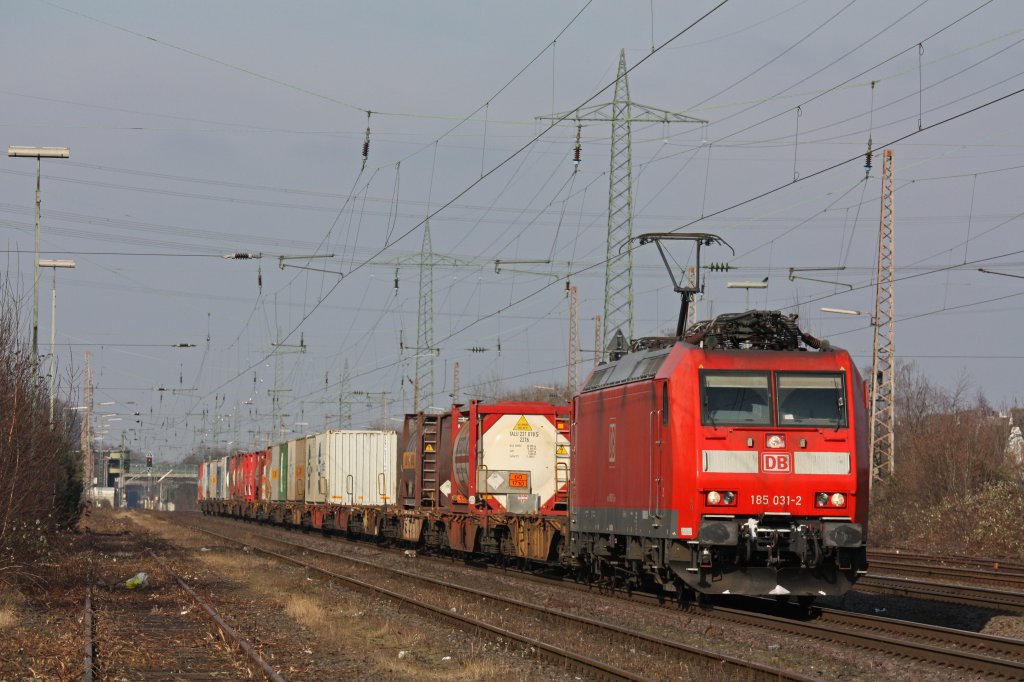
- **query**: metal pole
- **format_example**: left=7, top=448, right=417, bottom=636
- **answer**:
left=49, top=269, right=56, bottom=423
left=33, top=156, right=41, bottom=371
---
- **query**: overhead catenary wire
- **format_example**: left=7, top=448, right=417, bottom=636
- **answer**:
left=193, top=2, right=735, bottom=404
left=41, top=3, right=1024, bottom=450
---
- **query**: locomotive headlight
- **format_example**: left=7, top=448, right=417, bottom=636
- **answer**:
left=766, top=434, right=786, bottom=449
left=706, top=490, right=722, bottom=505
left=815, top=492, right=847, bottom=507
left=721, top=491, right=735, bottom=505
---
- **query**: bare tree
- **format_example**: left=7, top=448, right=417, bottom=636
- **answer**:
left=0, top=281, right=82, bottom=582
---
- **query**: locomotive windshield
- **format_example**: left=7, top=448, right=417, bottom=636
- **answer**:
left=776, top=372, right=847, bottom=427
left=700, top=371, right=771, bottom=426
left=700, top=370, right=848, bottom=428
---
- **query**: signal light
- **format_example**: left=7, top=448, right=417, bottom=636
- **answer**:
left=146, top=455, right=153, bottom=468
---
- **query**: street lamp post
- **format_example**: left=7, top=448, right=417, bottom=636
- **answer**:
left=726, top=278, right=769, bottom=309
left=39, top=258, right=75, bottom=422
left=7, top=146, right=70, bottom=372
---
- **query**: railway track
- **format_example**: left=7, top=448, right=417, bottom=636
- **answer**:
left=83, top=530, right=283, bottom=681
left=856, top=573, right=1024, bottom=614
left=181, top=515, right=1024, bottom=680
left=866, top=552, right=1024, bottom=591
left=520, top=567, right=1024, bottom=678
left=870, top=550, right=1024, bottom=575
left=181, top=516, right=819, bottom=682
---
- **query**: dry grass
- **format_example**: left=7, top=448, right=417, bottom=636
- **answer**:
left=0, top=607, right=15, bottom=629
left=140, top=515, right=552, bottom=681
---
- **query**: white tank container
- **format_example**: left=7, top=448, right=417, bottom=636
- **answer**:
left=324, top=430, right=397, bottom=507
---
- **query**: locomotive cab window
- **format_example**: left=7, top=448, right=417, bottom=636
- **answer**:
left=700, top=371, right=771, bottom=426
left=776, top=372, right=847, bottom=427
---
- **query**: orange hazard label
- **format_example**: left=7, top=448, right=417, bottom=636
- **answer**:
left=508, top=472, right=528, bottom=488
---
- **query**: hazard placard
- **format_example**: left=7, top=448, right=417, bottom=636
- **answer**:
left=556, top=445, right=568, bottom=455
left=424, top=443, right=435, bottom=453
left=512, top=416, right=533, bottom=431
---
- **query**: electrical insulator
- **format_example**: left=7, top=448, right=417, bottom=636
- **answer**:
left=707, top=262, right=733, bottom=272
left=864, top=135, right=873, bottom=175
left=361, top=111, right=372, bottom=171
left=572, top=122, right=582, bottom=170
left=394, top=268, right=399, bottom=295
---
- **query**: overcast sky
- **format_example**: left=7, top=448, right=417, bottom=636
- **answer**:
left=4, top=1, right=1024, bottom=460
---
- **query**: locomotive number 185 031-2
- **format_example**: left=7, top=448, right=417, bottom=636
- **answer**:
left=750, top=494, right=802, bottom=506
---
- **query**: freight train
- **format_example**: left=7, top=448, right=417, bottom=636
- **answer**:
left=199, top=307, right=868, bottom=602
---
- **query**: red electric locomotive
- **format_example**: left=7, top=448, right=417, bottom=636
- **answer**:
left=570, top=234, right=868, bottom=600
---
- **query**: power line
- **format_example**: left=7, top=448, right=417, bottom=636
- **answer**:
left=190, top=1, right=733, bottom=406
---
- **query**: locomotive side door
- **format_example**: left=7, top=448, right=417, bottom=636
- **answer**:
left=649, top=380, right=666, bottom=528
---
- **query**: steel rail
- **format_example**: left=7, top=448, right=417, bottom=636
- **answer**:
left=183, top=513, right=1024, bottom=679
left=187, top=521, right=818, bottom=682
left=82, top=584, right=94, bottom=682
left=858, top=574, right=1024, bottom=614
left=870, top=550, right=1024, bottom=575
left=815, top=607, right=1024, bottom=660
left=146, top=548, right=286, bottom=682
left=866, top=558, right=1024, bottom=589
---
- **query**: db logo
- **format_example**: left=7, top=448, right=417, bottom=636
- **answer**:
left=761, top=452, right=791, bottom=473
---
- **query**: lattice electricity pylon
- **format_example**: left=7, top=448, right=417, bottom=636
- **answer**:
left=539, top=49, right=707, bottom=360
left=268, top=326, right=306, bottom=442
left=416, top=222, right=435, bottom=412
left=335, top=358, right=353, bottom=429
left=870, top=149, right=896, bottom=483
left=387, top=222, right=472, bottom=413
left=568, top=284, right=579, bottom=395
left=686, top=266, right=698, bottom=329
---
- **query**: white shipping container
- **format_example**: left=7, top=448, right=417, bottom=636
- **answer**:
left=261, top=451, right=272, bottom=501
left=218, top=456, right=231, bottom=501
left=270, top=444, right=285, bottom=502
left=324, top=430, right=397, bottom=507
left=287, top=437, right=307, bottom=502
left=306, top=433, right=327, bottom=504
left=197, top=462, right=206, bottom=501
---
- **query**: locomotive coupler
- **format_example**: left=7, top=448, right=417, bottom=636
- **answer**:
left=790, top=524, right=825, bottom=568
